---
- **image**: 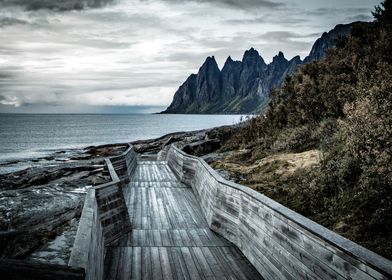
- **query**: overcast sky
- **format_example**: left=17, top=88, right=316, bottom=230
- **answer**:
left=0, top=0, right=379, bottom=113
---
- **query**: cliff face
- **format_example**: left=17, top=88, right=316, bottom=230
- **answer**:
left=303, top=22, right=362, bottom=63
left=163, top=49, right=292, bottom=114
left=162, top=22, right=360, bottom=114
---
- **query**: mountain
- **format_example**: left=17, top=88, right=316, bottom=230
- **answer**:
left=162, top=22, right=361, bottom=114
left=304, top=22, right=363, bottom=63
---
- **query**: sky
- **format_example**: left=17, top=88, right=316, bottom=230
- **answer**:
left=0, top=0, right=380, bottom=113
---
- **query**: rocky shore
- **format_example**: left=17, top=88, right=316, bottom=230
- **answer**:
left=0, top=124, right=237, bottom=265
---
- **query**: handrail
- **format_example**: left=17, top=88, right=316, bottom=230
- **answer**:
left=104, top=158, right=120, bottom=183
left=169, top=144, right=392, bottom=279
left=0, top=144, right=136, bottom=280
left=69, top=144, right=135, bottom=280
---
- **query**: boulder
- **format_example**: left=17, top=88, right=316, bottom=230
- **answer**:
left=182, top=139, right=221, bottom=156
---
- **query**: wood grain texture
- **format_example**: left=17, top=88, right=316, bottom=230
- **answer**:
left=166, top=145, right=392, bottom=280
left=70, top=143, right=392, bottom=280
left=69, top=189, right=105, bottom=280
left=69, top=145, right=136, bottom=280
left=105, top=161, right=263, bottom=280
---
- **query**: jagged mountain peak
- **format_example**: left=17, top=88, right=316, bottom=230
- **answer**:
left=198, top=56, right=220, bottom=77
left=242, top=47, right=264, bottom=63
left=201, top=56, right=218, bottom=67
left=243, top=47, right=258, bottom=56
left=272, top=51, right=288, bottom=64
left=241, top=48, right=267, bottom=78
left=162, top=22, right=360, bottom=114
left=290, top=55, right=301, bottom=63
left=223, top=56, right=234, bottom=67
left=222, top=56, right=241, bottom=70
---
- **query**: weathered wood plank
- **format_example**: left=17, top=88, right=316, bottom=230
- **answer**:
left=151, top=247, right=163, bottom=280
left=142, top=247, right=152, bottom=279
left=131, top=246, right=142, bottom=280
left=166, top=145, right=392, bottom=280
left=159, top=247, right=175, bottom=280
left=104, top=160, right=263, bottom=280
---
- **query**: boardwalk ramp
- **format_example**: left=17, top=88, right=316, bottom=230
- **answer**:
left=68, top=144, right=392, bottom=280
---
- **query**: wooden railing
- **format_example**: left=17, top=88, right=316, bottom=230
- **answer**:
left=167, top=144, right=392, bottom=280
left=68, top=145, right=136, bottom=280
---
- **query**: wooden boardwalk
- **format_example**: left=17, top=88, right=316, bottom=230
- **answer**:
left=104, top=161, right=263, bottom=280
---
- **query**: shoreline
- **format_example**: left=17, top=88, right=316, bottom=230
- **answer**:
left=0, top=122, right=240, bottom=174
left=2, top=121, right=392, bottom=264
left=0, top=124, right=237, bottom=263
left=0, top=114, right=246, bottom=174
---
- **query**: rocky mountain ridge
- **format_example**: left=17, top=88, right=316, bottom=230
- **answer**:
left=162, top=22, right=363, bottom=114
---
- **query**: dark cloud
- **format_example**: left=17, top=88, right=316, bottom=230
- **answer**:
left=0, top=0, right=378, bottom=112
left=306, top=7, right=371, bottom=17
left=344, top=14, right=373, bottom=22
left=0, top=0, right=115, bottom=11
left=162, top=0, right=284, bottom=10
left=0, top=71, right=16, bottom=79
left=260, top=31, right=319, bottom=40
left=0, top=17, right=28, bottom=27
left=225, top=15, right=308, bottom=26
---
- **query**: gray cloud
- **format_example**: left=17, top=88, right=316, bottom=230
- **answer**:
left=161, top=0, right=284, bottom=10
left=344, top=14, right=373, bottom=22
left=305, top=7, right=371, bottom=17
left=260, top=31, right=319, bottom=40
left=0, top=0, right=377, bottom=112
left=0, top=0, right=115, bottom=11
left=0, top=17, right=27, bottom=27
left=225, top=16, right=308, bottom=26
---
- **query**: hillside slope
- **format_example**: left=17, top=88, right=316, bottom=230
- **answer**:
left=213, top=1, right=392, bottom=259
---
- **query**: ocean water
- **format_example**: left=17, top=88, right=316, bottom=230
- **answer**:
left=0, top=114, right=243, bottom=165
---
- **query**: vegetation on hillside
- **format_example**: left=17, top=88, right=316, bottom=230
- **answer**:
left=219, top=0, right=392, bottom=259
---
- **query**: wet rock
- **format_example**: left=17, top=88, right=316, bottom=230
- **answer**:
left=0, top=158, right=110, bottom=259
left=215, top=169, right=232, bottom=181
left=183, top=139, right=221, bottom=156
left=133, top=125, right=236, bottom=159
left=201, top=153, right=225, bottom=164
left=0, top=124, right=237, bottom=261
left=80, top=144, right=128, bottom=160
left=132, top=131, right=204, bottom=155
left=0, top=161, right=106, bottom=191
left=0, top=183, right=84, bottom=259
left=27, top=218, right=79, bottom=265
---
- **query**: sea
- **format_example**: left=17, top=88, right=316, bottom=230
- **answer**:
left=0, top=114, right=244, bottom=174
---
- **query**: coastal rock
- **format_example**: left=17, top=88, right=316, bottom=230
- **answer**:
left=0, top=161, right=106, bottom=191
left=0, top=156, right=111, bottom=260
left=183, top=139, right=221, bottom=156
left=0, top=185, right=84, bottom=259
left=0, top=125, right=237, bottom=261
left=201, top=153, right=225, bottom=164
